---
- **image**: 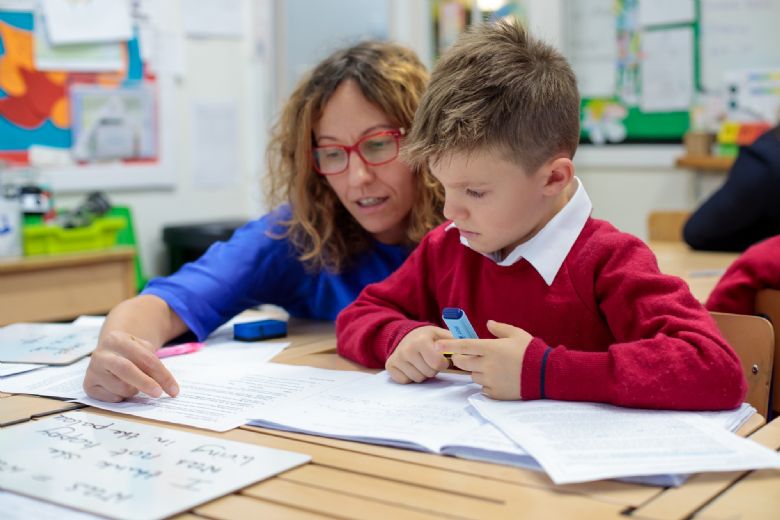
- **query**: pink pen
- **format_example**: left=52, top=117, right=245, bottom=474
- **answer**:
left=155, top=342, right=204, bottom=359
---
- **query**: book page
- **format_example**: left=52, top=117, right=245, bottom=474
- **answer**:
left=469, top=395, right=780, bottom=484
left=250, top=372, right=483, bottom=453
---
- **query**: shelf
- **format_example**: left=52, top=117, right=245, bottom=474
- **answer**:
left=675, top=155, right=735, bottom=171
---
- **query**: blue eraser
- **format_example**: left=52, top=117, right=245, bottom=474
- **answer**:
left=233, top=319, right=288, bottom=341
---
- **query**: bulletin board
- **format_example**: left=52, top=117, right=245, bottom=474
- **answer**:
left=0, top=7, right=174, bottom=192
left=566, top=0, right=780, bottom=144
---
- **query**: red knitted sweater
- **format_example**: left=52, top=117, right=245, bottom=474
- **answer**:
left=707, top=235, right=780, bottom=315
left=337, top=219, right=747, bottom=411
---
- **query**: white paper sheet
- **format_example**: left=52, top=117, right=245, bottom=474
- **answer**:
left=638, top=0, right=694, bottom=26
left=0, top=411, right=309, bottom=520
left=34, top=10, right=124, bottom=72
left=191, top=101, right=240, bottom=189
left=70, top=316, right=106, bottom=328
left=0, top=323, right=100, bottom=365
left=0, top=358, right=95, bottom=396
left=565, top=0, right=616, bottom=98
left=137, top=0, right=186, bottom=78
left=0, top=0, right=35, bottom=11
left=700, top=0, right=780, bottom=91
left=182, top=0, right=243, bottom=39
left=468, top=395, right=780, bottom=485
left=0, top=362, right=41, bottom=377
left=41, top=0, right=132, bottom=44
left=640, top=27, right=694, bottom=112
left=0, top=490, right=102, bottom=520
left=0, top=342, right=345, bottom=432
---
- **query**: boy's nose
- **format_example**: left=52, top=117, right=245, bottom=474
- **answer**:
left=347, top=151, right=375, bottom=187
left=442, top=198, right=463, bottom=221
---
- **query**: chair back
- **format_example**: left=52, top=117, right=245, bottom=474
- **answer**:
left=647, top=210, right=691, bottom=241
left=755, top=289, right=780, bottom=418
left=711, top=311, right=774, bottom=417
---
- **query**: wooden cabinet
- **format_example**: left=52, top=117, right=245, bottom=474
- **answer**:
left=0, top=247, right=136, bottom=325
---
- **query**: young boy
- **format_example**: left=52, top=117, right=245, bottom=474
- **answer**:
left=335, top=22, right=747, bottom=411
left=706, top=235, right=780, bottom=315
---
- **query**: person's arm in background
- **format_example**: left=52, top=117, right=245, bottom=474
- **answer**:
left=706, top=235, right=780, bottom=314
left=83, top=294, right=186, bottom=402
left=683, top=146, right=771, bottom=251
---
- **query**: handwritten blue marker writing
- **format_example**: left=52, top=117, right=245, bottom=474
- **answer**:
left=441, top=307, right=478, bottom=357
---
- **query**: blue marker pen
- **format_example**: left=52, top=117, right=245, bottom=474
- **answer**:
left=441, top=307, right=478, bottom=357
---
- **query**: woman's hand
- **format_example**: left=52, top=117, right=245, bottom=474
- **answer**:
left=83, top=330, right=179, bottom=402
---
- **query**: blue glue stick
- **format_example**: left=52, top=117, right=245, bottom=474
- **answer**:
left=441, top=307, right=478, bottom=357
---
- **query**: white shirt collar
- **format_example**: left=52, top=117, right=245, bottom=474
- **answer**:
left=447, top=176, right=592, bottom=285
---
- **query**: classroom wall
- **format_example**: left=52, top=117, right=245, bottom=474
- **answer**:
left=575, top=146, right=722, bottom=239
left=54, top=0, right=727, bottom=279
left=56, top=0, right=266, bottom=279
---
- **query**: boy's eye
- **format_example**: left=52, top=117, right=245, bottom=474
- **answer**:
left=465, top=189, right=486, bottom=199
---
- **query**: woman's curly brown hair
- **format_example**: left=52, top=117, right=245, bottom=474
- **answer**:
left=265, top=41, right=444, bottom=273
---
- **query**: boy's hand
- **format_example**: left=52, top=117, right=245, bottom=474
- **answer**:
left=437, top=320, right=532, bottom=400
left=83, top=331, right=180, bottom=402
left=386, top=325, right=452, bottom=383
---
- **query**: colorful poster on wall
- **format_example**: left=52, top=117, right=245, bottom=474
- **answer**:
left=0, top=9, right=154, bottom=165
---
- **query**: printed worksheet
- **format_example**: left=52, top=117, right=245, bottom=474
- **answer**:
left=469, top=395, right=780, bottom=484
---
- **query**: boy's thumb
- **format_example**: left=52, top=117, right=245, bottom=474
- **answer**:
left=487, top=320, right=513, bottom=338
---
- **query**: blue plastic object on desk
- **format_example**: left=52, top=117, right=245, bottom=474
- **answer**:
left=233, top=319, right=288, bottom=341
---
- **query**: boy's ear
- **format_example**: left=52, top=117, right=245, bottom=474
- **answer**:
left=541, top=156, right=574, bottom=195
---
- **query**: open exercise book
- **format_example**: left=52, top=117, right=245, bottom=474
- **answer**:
left=249, top=371, right=780, bottom=486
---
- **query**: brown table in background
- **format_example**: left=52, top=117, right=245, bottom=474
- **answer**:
left=2, top=319, right=778, bottom=519
left=0, top=247, right=136, bottom=326
left=649, top=241, right=738, bottom=302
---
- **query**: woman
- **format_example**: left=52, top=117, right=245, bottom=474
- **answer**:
left=83, top=41, right=444, bottom=402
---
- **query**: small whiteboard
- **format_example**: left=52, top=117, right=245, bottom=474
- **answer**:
left=0, top=411, right=310, bottom=520
left=0, top=323, right=100, bottom=365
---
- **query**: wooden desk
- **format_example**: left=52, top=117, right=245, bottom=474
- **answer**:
left=0, top=247, right=136, bottom=326
left=631, top=416, right=780, bottom=520
left=649, top=241, right=738, bottom=302
left=2, top=325, right=777, bottom=519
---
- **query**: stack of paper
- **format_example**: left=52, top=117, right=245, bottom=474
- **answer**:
left=3, top=321, right=777, bottom=485
left=248, top=371, right=780, bottom=485
left=0, top=340, right=353, bottom=432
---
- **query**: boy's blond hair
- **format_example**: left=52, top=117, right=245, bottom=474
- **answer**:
left=266, top=41, right=444, bottom=273
left=404, top=21, right=580, bottom=173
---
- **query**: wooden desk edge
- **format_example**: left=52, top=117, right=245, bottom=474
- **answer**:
left=629, top=415, right=779, bottom=520
left=675, top=156, right=734, bottom=171
left=0, top=247, right=136, bottom=274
